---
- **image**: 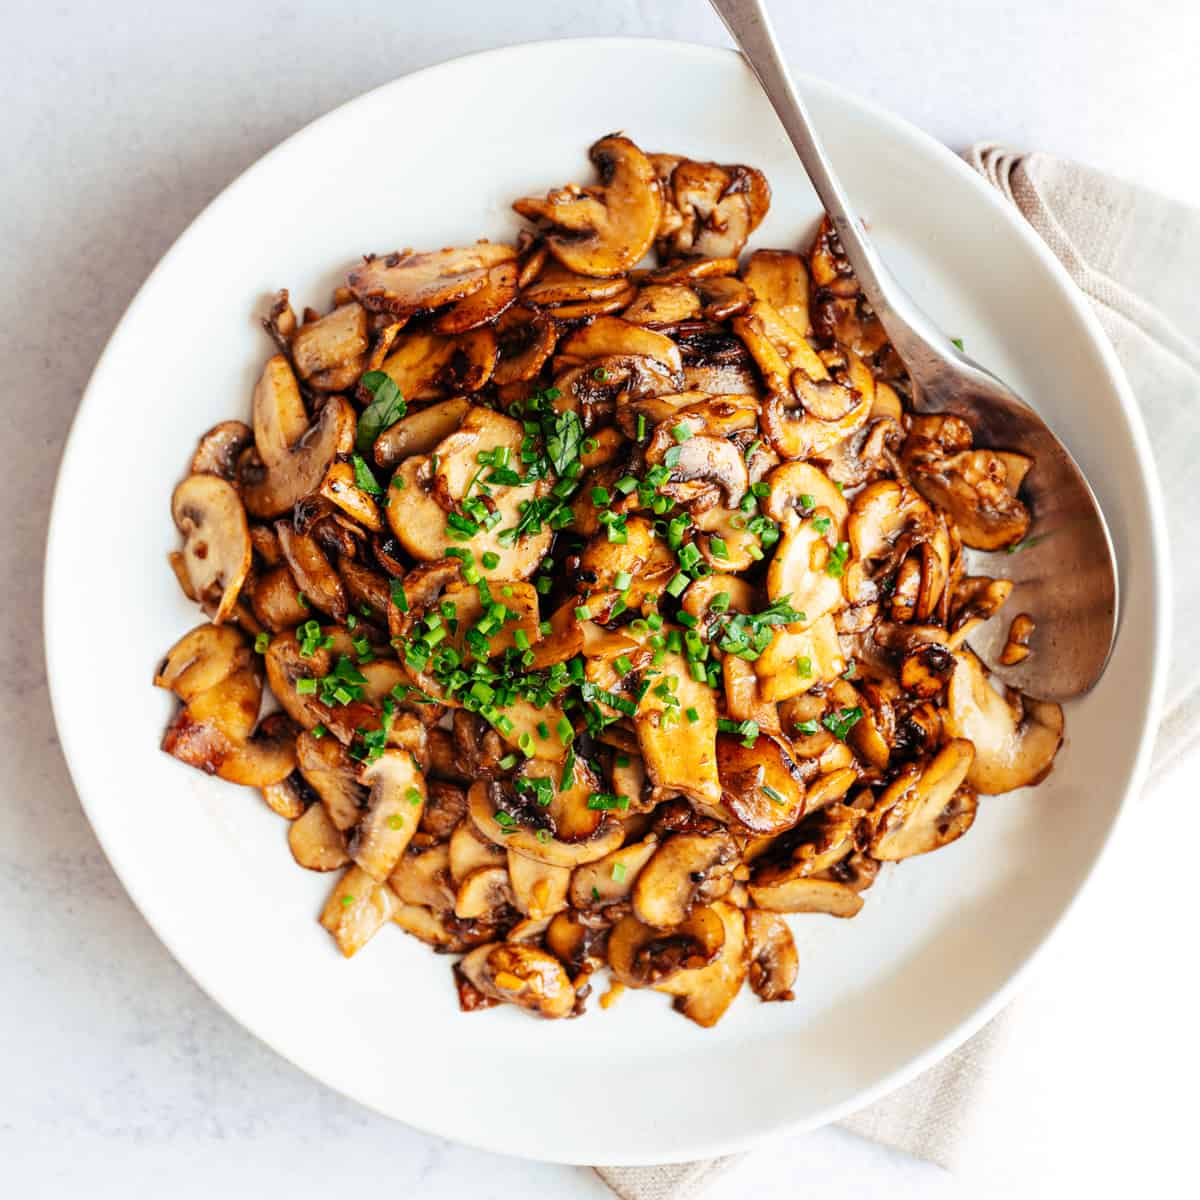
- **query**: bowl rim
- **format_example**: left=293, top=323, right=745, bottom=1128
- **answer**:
left=43, top=37, right=1172, bottom=1165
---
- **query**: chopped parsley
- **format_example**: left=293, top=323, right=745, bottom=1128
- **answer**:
left=355, top=371, right=407, bottom=455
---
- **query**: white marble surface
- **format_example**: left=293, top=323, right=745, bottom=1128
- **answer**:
left=5, top=2, right=1198, bottom=1197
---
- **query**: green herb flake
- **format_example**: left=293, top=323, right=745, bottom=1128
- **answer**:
left=355, top=371, right=407, bottom=455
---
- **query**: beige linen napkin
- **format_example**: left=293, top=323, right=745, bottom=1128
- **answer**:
left=596, top=145, right=1200, bottom=1198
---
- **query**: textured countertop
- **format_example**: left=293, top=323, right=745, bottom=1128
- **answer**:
left=5, top=2, right=1196, bottom=1197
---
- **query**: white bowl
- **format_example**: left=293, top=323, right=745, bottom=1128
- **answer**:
left=44, top=40, right=1169, bottom=1165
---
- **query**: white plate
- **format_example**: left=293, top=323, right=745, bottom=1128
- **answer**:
left=44, top=40, right=1169, bottom=1165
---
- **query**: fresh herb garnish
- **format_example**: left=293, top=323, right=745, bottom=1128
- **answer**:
left=355, top=371, right=407, bottom=455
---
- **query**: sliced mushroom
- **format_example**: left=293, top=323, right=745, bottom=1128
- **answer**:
left=634, top=650, right=723, bottom=810
left=449, top=817, right=509, bottom=883
left=745, top=910, right=798, bottom=1002
left=249, top=565, right=309, bottom=632
left=721, top=655, right=782, bottom=736
left=296, top=730, right=365, bottom=831
left=870, top=739, right=979, bottom=861
left=655, top=158, right=770, bottom=260
left=349, top=749, right=425, bottom=880
left=433, top=259, right=519, bottom=333
left=644, top=414, right=748, bottom=508
left=388, top=843, right=456, bottom=911
left=766, top=514, right=845, bottom=627
left=288, top=801, right=350, bottom=872
left=944, top=650, right=1063, bottom=793
left=622, top=283, right=702, bottom=326
left=376, top=327, right=497, bottom=400
left=171, top=474, right=252, bottom=624
left=419, top=779, right=468, bottom=838
left=317, top=462, right=383, bottom=532
left=717, top=732, right=808, bottom=834
left=741, top=249, right=810, bottom=336
left=632, top=830, right=736, bottom=928
left=907, top=447, right=1032, bottom=551
left=755, top=613, right=846, bottom=703
left=748, top=874, right=864, bottom=917
left=513, top=134, right=663, bottom=277
left=290, top=302, right=368, bottom=384
left=506, top=851, right=571, bottom=920
left=608, top=905, right=726, bottom=987
left=652, top=900, right=747, bottom=1028
left=191, top=420, right=253, bottom=480
left=763, top=461, right=848, bottom=535
left=318, top=865, right=397, bottom=958
left=468, top=777, right=625, bottom=869
left=492, top=306, right=558, bottom=386
left=556, top=316, right=682, bottom=377
left=458, top=941, right=576, bottom=1018
left=569, top=836, right=659, bottom=909
left=238, top=357, right=356, bottom=519
left=348, top=243, right=514, bottom=318
left=396, top=903, right=496, bottom=953
left=454, top=864, right=515, bottom=921
left=274, top=520, right=346, bottom=619
left=372, top=397, right=472, bottom=470
left=262, top=771, right=308, bottom=819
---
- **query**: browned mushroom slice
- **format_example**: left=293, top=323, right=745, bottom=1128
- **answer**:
left=396, top=904, right=496, bottom=953
left=373, top=397, right=472, bottom=470
left=191, top=420, right=253, bottom=480
left=632, top=830, right=736, bottom=928
left=652, top=900, right=747, bottom=1028
left=569, top=836, right=659, bottom=909
left=742, top=249, right=810, bottom=336
left=766, top=514, right=846, bottom=628
left=317, top=462, right=382, bottom=532
left=154, top=623, right=251, bottom=702
left=908, top=447, right=1032, bottom=551
left=449, top=817, right=508, bottom=884
left=468, top=775, right=624, bottom=869
left=506, top=851, right=570, bottom=920
left=622, top=283, right=702, bottom=326
left=458, top=941, right=576, bottom=1018
left=239, top=357, right=356, bottom=519
left=319, top=865, right=397, bottom=957
left=433, top=260, right=519, bottom=333
left=634, top=650, right=723, bottom=811
left=870, top=740, right=979, bottom=861
left=388, top=843, right=456, bottom=910
left=274, top=520, right=346, bottom=619
left=171, top=474, right=252, bottom=624
left=644, top=414, right=748, bottom=508
left=555, top=316, right=683, bottom=376
left=762, top=356, right=875, bottom=461
left=721, top=655, right=782, bottom=736
left=999, top=613, right=1036, bottom=666
left=513, top=134, right=663, bottom=278
left=944, top=650, right=1063, bottom=793
left=336, top=558, right=391, bottom=620
left=820, top=415, right=904, bottom=489
left=348, top=749, right=425, bottom=880
left=261, top=770, right=308, bottom=819
left=745, top=910, right=798, bottom=1002
left=296, top=730, right=365, bottom=830
left=608, top=904, right=726, bottom=987
left=290, top=302, right=368, bottom=384
left=656, top=158, right=770, bottom=260
left=748, top=874, right=864, bottom=917
left=763, top=461, right=848, bottom=534
left=211, top=712, right=299, bottom=788
left=491, top=306, right=558, bottom=387
left=249, top=567, right=308, bottom=633
left=717, top=732, right=808, bottom=834
left=288, top=801, right=350, bottom=871
left=520, top=263, right=629, bottom=305
left=348, top=243, right=513, bottom=318
left=376, top=327, right=497, bottom=400
left=454, top=865, right=515, bottom=922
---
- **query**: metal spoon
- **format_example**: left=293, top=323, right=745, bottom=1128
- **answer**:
left=709, top=0, right=1118, bottom=700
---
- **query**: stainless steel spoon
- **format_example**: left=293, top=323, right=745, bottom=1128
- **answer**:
left=710, top=0, right=1118, bottom=700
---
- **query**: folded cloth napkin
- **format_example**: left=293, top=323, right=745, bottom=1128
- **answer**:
left=596, top=144, right=1200, bottom=1199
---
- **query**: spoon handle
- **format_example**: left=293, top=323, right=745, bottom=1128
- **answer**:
left=709, top=0, right=956, bottom=368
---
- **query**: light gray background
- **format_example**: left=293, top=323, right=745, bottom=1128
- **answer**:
left=4, top=2, right=1195, bottom=1197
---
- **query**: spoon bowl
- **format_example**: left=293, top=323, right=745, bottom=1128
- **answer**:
left=711, top=0, right=1119, bottom=699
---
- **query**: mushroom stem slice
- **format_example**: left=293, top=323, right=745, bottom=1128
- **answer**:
left=288, top=802, right=350, bottom=872
left=318, top=865, right=397, bottom=958
left=349, top=749, right=426, bottom=881
left=608, top=905, right=727, bottom=988
left=748, top=875, right=865, bottom=917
